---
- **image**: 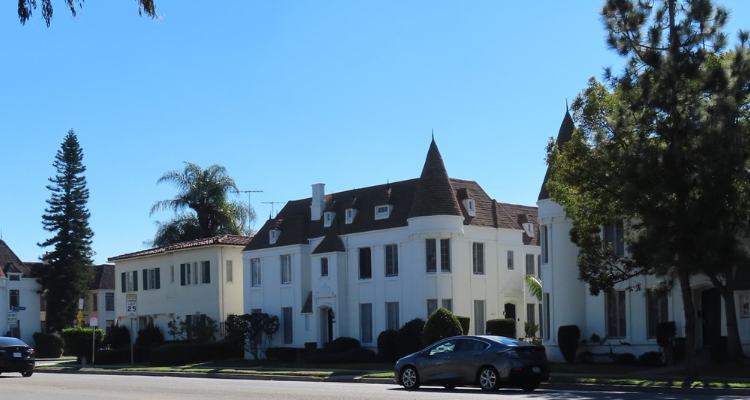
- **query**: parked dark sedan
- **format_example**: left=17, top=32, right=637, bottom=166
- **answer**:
left=0, top=336, right=35, bottom=377
left=394, top=335, right=549, bottom=392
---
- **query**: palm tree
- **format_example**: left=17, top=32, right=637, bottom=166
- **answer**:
left=148, top=162, right=253, bottom=246
left=525, top=274, right=542, bottom=302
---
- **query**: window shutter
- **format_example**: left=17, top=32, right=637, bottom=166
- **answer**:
left=180, top=264, right=186, bottom=286
left=155, top=268, right=161, bottom=289
left=121, top=272, right=126, bottom=293
left=143, top=269, right=148, bottom=290
left=133, top=271, right=138, bottom=291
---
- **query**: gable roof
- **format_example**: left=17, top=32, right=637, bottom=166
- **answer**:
left=0, top=240, right=32, bottom=278
left=246, top=140, right=539, bottom=252
left=539, top=109, right=576, bottom=201
left=109, top=235, right=253, bottom=262
left=92, top=264, right=115, bottom=290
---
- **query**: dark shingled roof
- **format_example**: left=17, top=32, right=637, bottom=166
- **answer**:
left=409, top=139, right=462, bottom=218
left=245, top=140, right=539, bottom=251
left=109, top=235, right=253, bottom=261
left=0, top=240, right=32, bottom=278
left=93, top=264, right=115, bottom=290
left=539, top=109, right=576, bottom=201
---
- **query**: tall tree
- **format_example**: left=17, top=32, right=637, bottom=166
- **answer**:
left=18, top=0, right=157, bottom=27
left=37, top=129, right=95, bottom=333
left=546, top=0, right=750, bottom=381
left=149, top=162, right=254, bottom=247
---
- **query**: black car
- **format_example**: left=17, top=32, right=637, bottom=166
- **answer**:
left=0, top=336, right=35, bottom=377
left=394, top=335, right=549, bottom=392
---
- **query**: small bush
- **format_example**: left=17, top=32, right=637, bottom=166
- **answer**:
left=377, top=330, right=398, bottom=362
left=103, top=325, right=131, bottom=349
left=422, top=308, right=462, bottom=346
left=61, top=327, right=105, bottom=363
left=613, top=352, right=637, bottom=365
left=486, top=319, right=515, bottom=338
left=557, top=325, right=580, bottom=363
left=455, top=316, right=470, bottom=335
left=638, top=351, right=664, bottom=367
left=95, top=345, right=151, bottom=364
left=577, top=350, right=594, bottom=364
left=306, top=347, right=376, bottom=364
left=32, top=332, right=64, bottom=358
left=135, top=326, right=164, bottom=347
left=266, top=347, right=299, bottom=362
left=149, top=341, right=242, bottom=366
left=396, top=318, right=425, bottom=358
left=327, top=337, right=360, bottom=354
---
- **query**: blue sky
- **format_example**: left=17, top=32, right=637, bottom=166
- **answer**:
left=3, top=1, right=749, bottom=264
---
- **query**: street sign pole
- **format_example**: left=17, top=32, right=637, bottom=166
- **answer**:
left=90, top=313, right=98, bottom=366
left=126, top=294, right=137, bottom=366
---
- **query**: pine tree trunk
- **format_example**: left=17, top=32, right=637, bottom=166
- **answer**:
left=678, top=269, right=698, bottom=383
left=710, top=273, right=746, bottom=363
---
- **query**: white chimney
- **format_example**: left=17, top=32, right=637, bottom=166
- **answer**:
left=311, top=183, right=325, bottom=221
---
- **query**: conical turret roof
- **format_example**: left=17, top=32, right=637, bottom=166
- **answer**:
left=538, top=109, right=576, bottom=200
left=408, top=138, right=462, bottom=218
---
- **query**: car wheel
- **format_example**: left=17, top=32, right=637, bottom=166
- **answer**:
left=478, top=366, right=500, bottom=391
left=443, top=384, right=456, bottom=390
left=522, top=381, right=539, bottom=392
left=400, top=366, right=420, bottom=390
left=22, top=371, right=33, bottom=378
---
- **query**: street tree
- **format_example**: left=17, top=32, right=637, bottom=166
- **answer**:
left=18, top=0, right=157, bottom=27
left=37, top=129, right=95, bottom=333
left=149, top=162, right=254, bottom=247
left=546, top=0, right=750, bottom=380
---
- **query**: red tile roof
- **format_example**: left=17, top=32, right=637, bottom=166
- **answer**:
left=108, top=235, right=253, bottom=261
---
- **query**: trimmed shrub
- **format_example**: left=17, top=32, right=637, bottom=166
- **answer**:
left=103, top=325, right=131, bottom=349
left=656, top=321, right=676, bottom=353
left=32, top=332, right=64, bottom=358
left=613, top=352, right=637, bottom=365
left=486, top=319, right=515, bottom=338
left=377, top=330, right=398, bottom=362
left=557, top=325, right=580, bottom=363
left=422, top=308, right=463, bottom=346
left=95, top=345, right=151, bottom=364
left=136, top=326, right=164, bottom=347
left=61, top=327, right=105, bottom=363
left=266, top=347, right=298, bottom=362
left=396, top=318, right=425, bottom=358
left=305, top=347, right=377, bottom=364
left=638, top=351, right=664, bottom=367
left=577, top=350, right=594, bottom=364
left=455, top=316, right=470, bottom=335
left=327, top=337, right=360, bottom=354
left=149, top=341, right=242, bottom=366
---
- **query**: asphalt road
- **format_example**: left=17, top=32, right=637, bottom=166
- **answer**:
left=0, top=373, right=747, bottom=400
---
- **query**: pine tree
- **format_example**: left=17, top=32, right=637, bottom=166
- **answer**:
left=546, top=0, right=750, bottom=381
left=38, top=130, right=95, bottom=333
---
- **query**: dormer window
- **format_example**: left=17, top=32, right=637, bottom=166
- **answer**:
left=374, top=205, right=392, bottom=220
left=269, top=229, right=281, bottom=245
left=345, top=208, right=357, bottom=224
left=324, top=211, right=335, bottom=228
left=462, top=199, right=476, bottom=217
left=8, top=273, right=21, bottom=281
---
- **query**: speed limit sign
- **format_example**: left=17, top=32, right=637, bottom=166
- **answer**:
left=126, top=294, right=138, bottom=318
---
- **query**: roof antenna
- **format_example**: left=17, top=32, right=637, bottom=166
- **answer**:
left=566, top=98, right=569, bottom=112
left=431, top=129, right=434, bottom=141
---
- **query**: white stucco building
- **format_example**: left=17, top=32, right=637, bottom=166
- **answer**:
left=243, top=139, right=541, bottom=352
left=538, top=111, right=750, bottom=362
left=109, top=235, right=251, bottom=340
left=0, top=240, right=42, bottom=345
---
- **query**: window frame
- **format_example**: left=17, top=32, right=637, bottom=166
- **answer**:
left=280, top=255, right=292, bottom=284
left=385, top=244, right=399, bottom=277
left=386, top=302, right=400, bottom=331
left=251, top=258, right=262, bottom=287
left=320, top=257, right=329, bottom=277
left=359, top=247, right=372, bottom=279
left=507, top=250, right=514, bottom=270
left=426, top=239, right=437, bottom=273
left=472, top=242, right=485, bottom=274
left=360, top=303, right=373, bottom=344
left=606, top=290, right=627, bottom=338
left=440, top=238, right=451, bottom=272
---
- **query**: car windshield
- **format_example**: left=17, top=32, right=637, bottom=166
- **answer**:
left=0, top=337, right=27, bottom=347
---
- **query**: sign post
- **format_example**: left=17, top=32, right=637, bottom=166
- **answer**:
left=90, top=313, right=98, bottom=365
left=126, top=294, right=137, bottom=365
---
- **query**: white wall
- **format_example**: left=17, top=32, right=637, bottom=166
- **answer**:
left=0, top=276, right=42, bottom=346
